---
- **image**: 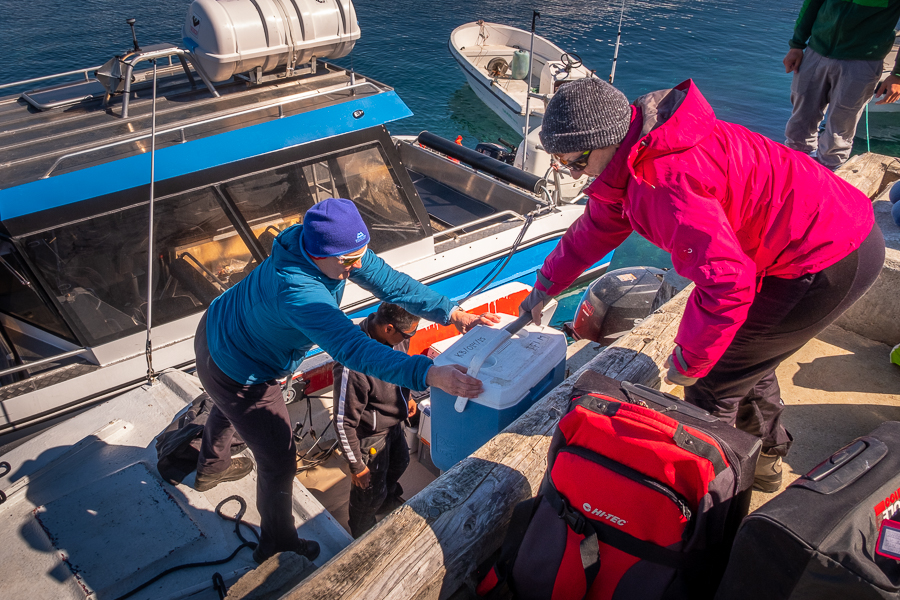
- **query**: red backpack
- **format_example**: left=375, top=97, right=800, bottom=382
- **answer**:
left=477, top=371, right=760, bottom=600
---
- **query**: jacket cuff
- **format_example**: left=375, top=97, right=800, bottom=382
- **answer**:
left=667, top=347, right=699, bottom=387
left=788, top=39, right=806, bottom=50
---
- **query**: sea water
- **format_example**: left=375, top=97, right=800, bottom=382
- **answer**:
left=1, top=0, right=894, bottom=322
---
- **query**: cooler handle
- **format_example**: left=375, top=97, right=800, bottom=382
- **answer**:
left=793, top=436, right=888, bottom=495
left=454, top=314, right=534, bottom=413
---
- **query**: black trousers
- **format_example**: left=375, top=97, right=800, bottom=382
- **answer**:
left=194, top=313, right=300, bottom=557
left=684, top=225, right=885, bottom=457
left=347, top=423, right=409, bottom=538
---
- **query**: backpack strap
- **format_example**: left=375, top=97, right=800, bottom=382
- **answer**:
left=672, top=424, right=727, bottom=476
left=546, top=484, right=708, bottom=571
left=474, top=494, right=542, bottom=597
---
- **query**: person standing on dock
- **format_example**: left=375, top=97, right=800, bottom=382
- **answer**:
left=520, top=78, right=885, bottom=493
left=333, top=303, right=419, bottom=538
left=783, top=0, right=900, bottom=170
left=192, top=197, right=498, bottom=564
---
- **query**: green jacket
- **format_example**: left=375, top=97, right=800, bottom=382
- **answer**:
left=790, top=0, right=900, bottom=66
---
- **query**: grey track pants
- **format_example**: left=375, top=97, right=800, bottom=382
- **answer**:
left=784, top=48, right=882, bottom=169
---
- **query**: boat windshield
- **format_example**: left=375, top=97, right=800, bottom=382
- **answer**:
left=16, top=141, right=427, bottom=347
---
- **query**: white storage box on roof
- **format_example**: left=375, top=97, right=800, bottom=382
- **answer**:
left=430, top=313, right=566, bottom=471
left=183, top=0, right=361, bottom=82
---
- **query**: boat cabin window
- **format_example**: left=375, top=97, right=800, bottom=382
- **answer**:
left=0, top=241, right=76, bottom=342
left=20, top=187, right=252, bottom=346
left=15, top=140, right=426, bottom=347
left=222, top=142, right=427, bottom=255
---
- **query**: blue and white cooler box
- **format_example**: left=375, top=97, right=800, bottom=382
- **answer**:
left=430, top=314, right=566, bottom=471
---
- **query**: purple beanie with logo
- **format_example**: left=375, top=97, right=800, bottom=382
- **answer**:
left=302, top=198, right=371, bottom=257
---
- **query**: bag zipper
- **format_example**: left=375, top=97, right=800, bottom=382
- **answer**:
left=559, top=446, right=693, bottom=521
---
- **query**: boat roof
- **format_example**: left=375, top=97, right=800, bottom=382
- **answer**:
left=0, top=60, right=411, bottom=223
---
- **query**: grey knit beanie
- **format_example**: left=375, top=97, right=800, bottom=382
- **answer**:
left=539, top=78, right=631, bottom=154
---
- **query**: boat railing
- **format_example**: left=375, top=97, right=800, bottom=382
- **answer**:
left=40, top=80, right=384, bottom=179
left=0, top=56, right=181, bottom=92
left=0, top=348, right=91, bottom=378
left=432, top=210, right=526, bottom=240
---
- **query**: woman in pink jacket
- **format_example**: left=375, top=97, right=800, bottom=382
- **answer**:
left=521, top=78, right=884, bottom=492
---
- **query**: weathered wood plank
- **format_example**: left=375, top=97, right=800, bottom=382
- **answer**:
left=836, top=152, right=900, bottom=198
left=258, top=287, right=693, bottom=600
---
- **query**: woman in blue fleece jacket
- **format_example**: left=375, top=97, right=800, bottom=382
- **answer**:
left=193, top=197, right=495, bottom=563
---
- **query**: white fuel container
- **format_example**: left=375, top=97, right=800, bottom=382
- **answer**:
left=430, top=313, right=566, bottom=471
left=183, top=0, right=361, bottom=82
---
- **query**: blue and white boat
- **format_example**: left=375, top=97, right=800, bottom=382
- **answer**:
left=0, top=0, right=611, bottom=437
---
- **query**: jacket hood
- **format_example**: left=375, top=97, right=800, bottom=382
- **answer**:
left=631, top=79, right=716, bottom=160
left=588, top=80, right=715, bottom=199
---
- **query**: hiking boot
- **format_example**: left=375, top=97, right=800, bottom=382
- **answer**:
left=753, top=452, right=783, bottom=493
left=194, top=457, right=254, bottom=492
left=252, top=538, right=321, bottom=565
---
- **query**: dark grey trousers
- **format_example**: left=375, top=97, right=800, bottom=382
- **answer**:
left=684, top=225, right=885, bottom=456
left=194, top=313, right=300, bottom=557
left=347, top=423, right=409, bottom=538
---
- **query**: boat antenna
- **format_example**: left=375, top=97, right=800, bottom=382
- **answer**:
left=126, top=18, right=141, bottom=52
left=521, top=10, right=540, bottom=169
left=609, top=0, right=626, bottom=84
left=145, top=58, right=159, bottom=384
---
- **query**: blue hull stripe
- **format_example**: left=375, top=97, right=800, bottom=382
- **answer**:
left=0, top=91, right=412, bottom=221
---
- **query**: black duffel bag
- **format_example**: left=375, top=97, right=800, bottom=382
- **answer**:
left=716, top=421, right=900, bottom=600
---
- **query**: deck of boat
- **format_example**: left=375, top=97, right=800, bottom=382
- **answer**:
left=0, top=61, right=381, bottom=189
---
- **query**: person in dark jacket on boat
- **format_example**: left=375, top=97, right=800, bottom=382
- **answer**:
left=333, top=303, right=419, bottom=538
left=519, top=78, right=884, bottom=493
left=193, top=197, right=498, bottom=564
left=783, top=0, right=900, bottom=169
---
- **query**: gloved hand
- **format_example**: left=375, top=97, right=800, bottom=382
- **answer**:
left=665, top=346, right=699, bottom=387
left=520, top=286, right=551, bottom=326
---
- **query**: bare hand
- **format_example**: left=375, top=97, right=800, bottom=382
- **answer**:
left=407, top=399, right=417, bottom=418
left=449, top=308, right=502, bottom=334
left=351, top=466, right=371, bottom=488
left=875, top=74, right=900, bottom=105
left=426, top=364, right=484, bottom=397
left=783, top=48, right=803, bottom=74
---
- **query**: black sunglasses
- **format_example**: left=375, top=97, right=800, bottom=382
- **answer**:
left=557, top=149, right=593, bottom=170
left=392, top=325, right=417, bottom=339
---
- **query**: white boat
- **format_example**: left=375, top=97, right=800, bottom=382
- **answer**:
left=0, top=2, right=612, bottom=439
left=449, top=20, right=594, bottom=134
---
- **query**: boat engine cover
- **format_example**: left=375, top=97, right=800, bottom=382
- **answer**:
left=572, top=266, right=666, bottom=344
left=183, top=0, right=361, bottom=82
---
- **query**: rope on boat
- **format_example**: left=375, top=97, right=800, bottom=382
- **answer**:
left=145, top=60, right=159, bottom=384
left=865, top=103, right=871, bottom=153
left=112, top=496, right=259, bottom=600
left=459, top=209, right=536, bottom=303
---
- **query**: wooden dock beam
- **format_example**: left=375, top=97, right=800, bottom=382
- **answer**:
left=239, top=287, right=691, bottom=600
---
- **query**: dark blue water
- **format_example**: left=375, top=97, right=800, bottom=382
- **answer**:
left=1, top=0, right=894, bottom=320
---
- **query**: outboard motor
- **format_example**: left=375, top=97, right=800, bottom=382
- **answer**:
left=475, top=139, right=516, bottom=165
left=570, top=266, right=666, bottom=344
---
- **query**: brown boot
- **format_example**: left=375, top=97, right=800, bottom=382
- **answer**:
left=753, top=452, right=783, bottom=493
left=194, top=457, right=254, bottom=492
